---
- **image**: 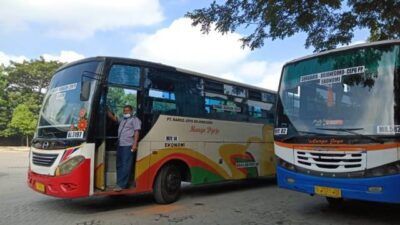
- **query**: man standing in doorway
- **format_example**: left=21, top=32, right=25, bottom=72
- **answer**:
left=107, top=105, right=141, bottom=192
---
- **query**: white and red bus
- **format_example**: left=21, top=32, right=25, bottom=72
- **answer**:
left=28, top=57, right=276, bottom=203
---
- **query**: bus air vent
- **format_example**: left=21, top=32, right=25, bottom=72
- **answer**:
left=32, top=152, right=59, bottom=167
left=295, top=150, right=366, bottom=173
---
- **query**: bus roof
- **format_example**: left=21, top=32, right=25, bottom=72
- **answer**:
left=59, top=56, right=276, bottom=94
left=284, top=39, right=400, bottom=67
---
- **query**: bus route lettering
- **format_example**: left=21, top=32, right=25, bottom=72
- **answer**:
left=190, top=126, right=220, bottom=135
left=307, top=138, right=344, bottom=144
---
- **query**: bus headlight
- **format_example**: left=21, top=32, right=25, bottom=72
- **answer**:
left=56, top=156, right=85, bottom=176
left=365, top=161, right=400, bottom=177
left=277, top=158, right=296, bottom=171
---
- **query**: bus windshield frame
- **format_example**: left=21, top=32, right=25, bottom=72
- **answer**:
left=275, top=43, right=400, bottom=142
left=35, top=60, right=102, bottom=140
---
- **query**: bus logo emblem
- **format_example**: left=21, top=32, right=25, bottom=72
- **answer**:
left=42, top=141, right=49, bottom=149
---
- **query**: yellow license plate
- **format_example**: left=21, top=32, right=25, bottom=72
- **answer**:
left=314, top=186, right=341, bottom=198
left=35, top=182, right=45, bottom=193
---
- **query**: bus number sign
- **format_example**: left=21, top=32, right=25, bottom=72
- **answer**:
left=377, top=125, right=400, bottom=134
left=67, top=131, right=84, bottom=139
left=274, top=128, right=288, bottom=135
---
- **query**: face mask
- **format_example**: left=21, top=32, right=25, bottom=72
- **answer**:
left=123, top=113, right=131, bottom=119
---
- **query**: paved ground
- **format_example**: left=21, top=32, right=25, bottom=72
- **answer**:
left=1, top=150, right=400, bottom=225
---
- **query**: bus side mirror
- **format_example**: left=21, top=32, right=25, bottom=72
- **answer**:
left=80, top=71, right=101, bottom=101
left=80, top=80, right=91, bottom=101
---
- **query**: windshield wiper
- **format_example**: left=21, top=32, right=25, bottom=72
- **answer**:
left=316, top=128, right=384, bottom=144
left=40, top=127, right=67, bottom=139
left=280, top=130, right=327, bottom=142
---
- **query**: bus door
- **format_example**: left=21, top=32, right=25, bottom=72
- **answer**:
left=95, top=63, right=142, bottom=190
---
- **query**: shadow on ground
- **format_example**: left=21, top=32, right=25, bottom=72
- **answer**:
left=29, top=178, right=400, bottom=225
left=34, top=178, right=277, bottom=215
left=300, top=197, right=400, bottom=224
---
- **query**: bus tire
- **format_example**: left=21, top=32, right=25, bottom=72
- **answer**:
left=326, top=197, right=344, bottom=208
left=153, top=163, right=182, bottom=204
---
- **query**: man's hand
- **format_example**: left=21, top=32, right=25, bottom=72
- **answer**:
left=132, top=130, right=140, bottom=152
left=106, top=109, right=118, bottom=122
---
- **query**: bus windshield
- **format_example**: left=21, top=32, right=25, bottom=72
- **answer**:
left=276, top=44, right=400, bottom=139
left=36, top=61, right=101, bottom=139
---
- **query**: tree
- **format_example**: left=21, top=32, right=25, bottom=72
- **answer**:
left=186, top=0, right=400, bottom=52
left=0, top=58, right=63, bottom=143
left=9, top=104, right=38, bottom=146
left=0, top=65, right=10, bottom=136
left=6, top=57, right=63, bottom=111
left=107, top=87, right=137, bottom=117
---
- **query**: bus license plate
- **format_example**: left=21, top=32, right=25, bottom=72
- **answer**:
left=314, top=186, right=341, bottom=198
left=35, top=182, right=45, bottom=193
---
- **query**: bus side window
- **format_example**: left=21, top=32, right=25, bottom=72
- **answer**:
left=247, top=90, right=276, bottom=124
left=247, top=99, right=274, bottom=124
left=282, top=86, right=300, bottom=117
left=108, top=64, right=140, bottom=87
left=149, top=89, right=177, bottom=115
left=204, top=92, right=248, bottom=121
left=203, top=80, right=250, bottom=122
left=174, top=75, right=205, bottom=117
left=144, top=69, right=205, bottom=118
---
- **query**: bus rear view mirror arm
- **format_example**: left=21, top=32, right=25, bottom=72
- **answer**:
left=80, top=71, right=102, bottom=101
left=80, top=80, right=91, bottom=101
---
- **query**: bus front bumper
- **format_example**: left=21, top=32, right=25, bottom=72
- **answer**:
left=277, top=166, right=400, bottom=203
left=27, top=159, right=91, bottom=198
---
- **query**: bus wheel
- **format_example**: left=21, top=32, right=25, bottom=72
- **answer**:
left=153, top=164, right=182, bottom=204
left=326, top=197, right=344, bottom=208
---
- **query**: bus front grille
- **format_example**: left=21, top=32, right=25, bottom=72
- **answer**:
left=32, top=152, right=58, bottom=167
left=295, top=150, right=366, bottom=172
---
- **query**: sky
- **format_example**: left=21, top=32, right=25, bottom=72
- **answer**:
left=0, top=0, right=369, bottom=91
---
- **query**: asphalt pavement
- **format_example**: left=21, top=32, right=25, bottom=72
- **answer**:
left=1, top=150, right=399, bottom=225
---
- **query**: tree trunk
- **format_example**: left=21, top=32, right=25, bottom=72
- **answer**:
left=26, top=135, right=29, bottom=147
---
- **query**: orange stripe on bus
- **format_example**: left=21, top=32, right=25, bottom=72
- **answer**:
left=274, top=141, right=399, bottom=151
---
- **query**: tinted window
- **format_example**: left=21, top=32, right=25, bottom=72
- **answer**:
left=204, top=80, right=224, bottom=93
left=142, top=67, right=275, bottom=124
left=144, top=69, right=204, bottom=117
left=247, top=99, right=275, bottom=123
left=204, top=92, right=248, bottom=121
left=249, top=90, right=262, bottom=101
left=262, top=92, right=275, bottom=103
left=149, top=88, right=177, bottom=114
left=149, top=89, right=176, bottom=100
left=108, top=65, right=140, bottom=86
left=224, top=84, right=247, bottom=98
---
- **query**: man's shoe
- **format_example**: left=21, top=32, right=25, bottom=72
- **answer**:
left=113, top=186, right=122, bottom=192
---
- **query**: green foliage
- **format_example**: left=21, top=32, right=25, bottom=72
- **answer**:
left=0, top=58, right=64, bottom=138
left=107, top=87, right=137, bottom=118
left=0, top=65, right=10, bottom=136
left=186, top=0, right=400, bottom=52
left=9, top=104, right=37, bottom=136
left=6, top=57, right=63, bottom=109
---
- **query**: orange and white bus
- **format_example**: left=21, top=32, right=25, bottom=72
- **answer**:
left=28, top=57, right=276, bottom=203
left=275, top=40, right=400, bottom=204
